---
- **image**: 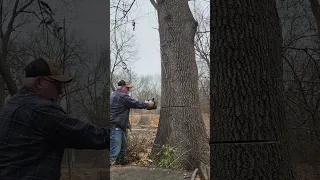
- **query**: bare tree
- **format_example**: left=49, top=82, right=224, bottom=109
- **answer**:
left=110, top=27, right=136, bottom=90
left=149, top=0, right=209, bottom=174
left=192, top=2, right=210, bottom=114
left=277, top=0, right=320, bottom=177
left=193, top=2, right=210, bottom=70
left=130, top=74, right=161, bottom=112
left=0, top=0, right=76, bottom=108
left=72, top=47, right=110, bottom=125
left=110, top=0, right=138, bottom=91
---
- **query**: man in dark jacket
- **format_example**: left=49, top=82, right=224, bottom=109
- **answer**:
left=0, top=58, right=110, bottom=180
left=110, top=80, right=156, bottom=165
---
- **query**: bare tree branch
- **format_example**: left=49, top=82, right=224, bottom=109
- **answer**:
left=6, top=0, right=36, bottom=39
left=119, top=0, right=136, bottom=21
left=150, top=0, right=158, bottom=10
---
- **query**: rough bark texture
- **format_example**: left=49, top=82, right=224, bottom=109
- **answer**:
left=0, top=57, right=17, bottom=96
left=211, top=0, right=295, bottom=179
left=150, top=0, right=209, bottom=170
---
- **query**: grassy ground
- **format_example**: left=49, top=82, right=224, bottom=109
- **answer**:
left=60, top=114, right=320, bottom=180
left=60, top=163, right=320, bottom=180
left=126, top=113, right=210, bottom=166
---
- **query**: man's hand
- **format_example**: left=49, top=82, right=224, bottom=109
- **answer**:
left=145, top=98, right=157, bottom=110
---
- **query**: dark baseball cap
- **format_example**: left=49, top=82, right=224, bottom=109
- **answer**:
left=25, top=58, right=73, bottom=83
left=117, top=80, right=133, bottom=88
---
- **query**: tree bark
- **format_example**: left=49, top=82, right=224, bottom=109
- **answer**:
left=150, top=0, right=209, bottom=171
left=211, top=0, right=296, bottom=179
left=0, top=40, right=18, bottom=108
left=0, top=57, right=18, bottom=96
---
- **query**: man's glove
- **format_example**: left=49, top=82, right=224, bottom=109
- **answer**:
left=145, top=98, right=157, bottom=110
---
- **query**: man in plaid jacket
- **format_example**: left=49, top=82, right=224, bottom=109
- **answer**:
left=110, top=80, right=156, bottom=166
left=0, top=58, right=110, bottom=180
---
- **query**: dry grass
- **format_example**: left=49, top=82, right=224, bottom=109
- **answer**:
left=125, top=128, right=157, bottom=166
left=126, top=113, right=210, bottom=167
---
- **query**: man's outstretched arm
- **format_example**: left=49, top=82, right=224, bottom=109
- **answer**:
left=122, top=94, right=152, bottom=109
left=31, top=105, right=109, bottom=150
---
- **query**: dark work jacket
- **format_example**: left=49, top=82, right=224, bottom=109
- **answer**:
left=110, top=89, right=148, bottom=130
left=0, top=87, right=110, bottom=180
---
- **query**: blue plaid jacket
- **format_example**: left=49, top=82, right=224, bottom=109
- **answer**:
left=0, top=87, right=109, bottom=180
left=110, top=89, right=148, bottom=130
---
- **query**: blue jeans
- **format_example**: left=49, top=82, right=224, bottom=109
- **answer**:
left=110, top=127, right=127, bottom=164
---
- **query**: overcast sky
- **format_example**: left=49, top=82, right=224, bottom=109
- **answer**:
left=128, top=1, right=161, bottom=76
left=127, top=1, right=209, bottom=76
left=56, top=0, right=109, bottom=49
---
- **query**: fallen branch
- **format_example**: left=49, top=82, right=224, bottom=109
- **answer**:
left=168, top=149, right=192, bottom=168
left=190, top=168, right=199, bottom=180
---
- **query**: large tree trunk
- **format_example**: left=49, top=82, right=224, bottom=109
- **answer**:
left=211, top=0, right=296, bottom=179
left=0, top=59, right=17, bottom=96
left=150, top=0, right=209, bottom=171
left=0, top=38, right=18, bottom=108
left=0, top=47, right=18, bottom=108
left=0, top=31, right=18, bottom=98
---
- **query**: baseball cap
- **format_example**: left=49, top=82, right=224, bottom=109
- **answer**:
left=25, top=58, right=73, bottom=83
left=117, top=80, right=133, bottom=88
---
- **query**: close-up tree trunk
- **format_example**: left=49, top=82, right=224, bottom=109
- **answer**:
left=211, top=0, right=296, bottom=179
left=150, top=0, right=210, bottom=171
